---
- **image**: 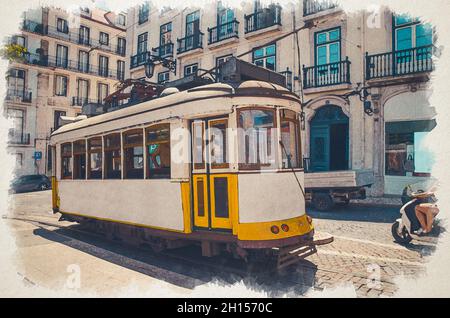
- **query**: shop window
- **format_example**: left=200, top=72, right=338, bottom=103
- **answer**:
left=61, top=143, right=72, bottom=179
left=385, top=120, right=436, bottom=177
left=88, top=137, right=102, bottom=179
left=146, top=124, right=170, bottom=179
left=73, top=140, right=86, bottom=179
left=123, top=130, right=144, bottom=179
left=104, top=133, right=121, bottom=179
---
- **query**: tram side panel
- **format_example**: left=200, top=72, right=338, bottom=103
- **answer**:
left=57, top=180, right=185, bottom=232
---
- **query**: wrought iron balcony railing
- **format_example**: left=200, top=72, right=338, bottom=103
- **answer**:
left=130, top=51, right=150, bottom=69
left=152, top=43, right=174, bottom=58
left=21, top=19, right=45, bottom=34
left=303, top=0, right=338, bottom=16
left=365, top=45, right=434, bottom=80
left=208, top=19, right=239, bottom=44
left=18, top=53, right=120, bottom=80
left=244, top=5, right=282, bottom=34
left=279, top=69, right=293, bottom=91
left=22, top=20, right=125, bottom=56
left=303, top=58, right=351, bottom=89
left=72, top=97, right=103, bottom=106
left=177, top=32, right=204, bottom=54
left=5, top=89, right=32, bottom=103
left=8, top=131, right=31, bottom=145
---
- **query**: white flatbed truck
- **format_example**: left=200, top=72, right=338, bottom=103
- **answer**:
left=304, top=170, right=375, bottom=211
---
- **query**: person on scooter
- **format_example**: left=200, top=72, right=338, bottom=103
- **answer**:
left=414, top=187, right=439, bottom=235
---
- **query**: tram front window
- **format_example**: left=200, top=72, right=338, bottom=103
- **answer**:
left=73, top=140, right=86, bottom=179
left=238, top=109, right=276, bottom=170
left=123, top=130, right=144, bottom=179
left=104, top=134, right=121, bottom=179
left=280, top=109, right=301, bottom=169
left=146, top=124, right=170, bottom=179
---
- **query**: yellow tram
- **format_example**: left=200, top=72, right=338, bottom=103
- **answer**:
left=50, top=80, right=317, bottom=267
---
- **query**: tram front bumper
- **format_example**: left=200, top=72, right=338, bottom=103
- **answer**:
left=236, top=214, right=315, bottom=249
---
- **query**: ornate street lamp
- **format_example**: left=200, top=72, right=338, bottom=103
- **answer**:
left=144, top=55, right=176, bottom=79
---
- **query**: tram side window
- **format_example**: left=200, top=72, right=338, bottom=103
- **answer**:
left=104, top=134, right=122, bottom=179
left=146, top=124, right=170, bottom=179
left=280, top=110, right=302, bottom=169
left=238, top=109, right=276, bottom=170
left=123, top=129, right=144, bottom=179
left=73, top=140, right=86, bottom=179
left=61, top=143, right=72, bottom=179
left=88, top=137, right=102, bottom=179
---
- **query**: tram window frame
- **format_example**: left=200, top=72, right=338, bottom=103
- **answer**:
left=145, top=124, right=171, bottom=179
left=123, top=129, right=144, bottom=179
left=87, top=137, right=102, bottom=179
left=209, top=119, right=229, bottom=169
left=237, top=107, right=277, bottom=170
left=192, top=121, right=206, bottom=170
left=280, top=109, right=302, bottom=169
left=73, top=140, right=87, bottom=180
left=104, top=133, right=122, bottom=179
left=61, top=143, right=73, bottom=179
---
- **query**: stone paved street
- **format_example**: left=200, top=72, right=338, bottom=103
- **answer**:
left=2, top=191, right=441, bottom=298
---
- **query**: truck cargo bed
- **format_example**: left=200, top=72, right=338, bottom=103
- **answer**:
left=305, top=169, right=375, bottom=190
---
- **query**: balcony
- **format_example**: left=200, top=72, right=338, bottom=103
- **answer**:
left=5, top=89, right=32, bottom=103
left=303, top=0, right=338, bottom=16
left=130, top=51, right=150, bottom=69
left=21, top=19, right=45, bottom=34
left=72, top=97, right=102, bottom=107
left=18, top=53, right=120, bottom=80
left=208, top=19, right=239, bottom=45
left=365, top=45, right=433, bottom=81
left=177, top=32, right=204, bottom=55
left=152, top=43, right=174, bottom=59
left=303, top=58, right=351, bottom=89
left=244, top=5, right=281, bottom=34
left=22, top=20, right=125, bottom=56
left=8, top=131, right=31, bottom=145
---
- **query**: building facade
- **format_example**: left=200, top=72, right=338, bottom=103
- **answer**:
left=124, top=0, right=436, bottom=197
left=4, top=6, right=127, bottom=177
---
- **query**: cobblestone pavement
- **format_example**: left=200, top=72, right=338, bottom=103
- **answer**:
left=2, top=191, right=442, bottom=298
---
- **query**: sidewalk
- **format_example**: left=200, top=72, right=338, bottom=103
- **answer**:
left=353, top=196, right=403, bottom=207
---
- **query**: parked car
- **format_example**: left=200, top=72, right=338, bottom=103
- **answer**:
left=10, top=175, right=52, bottom=193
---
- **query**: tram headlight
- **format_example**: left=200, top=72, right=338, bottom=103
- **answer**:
left=306, top=215, right=313, bottom=225
left=270, top=225, right=280, bottom=234
left=281, top=224, right=289, bottom=232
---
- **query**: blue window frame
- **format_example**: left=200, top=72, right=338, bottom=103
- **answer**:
left=394, top=15, right=433, bottom=50
left=138, top=2, right=150, bottom=24
left=158, top=71, right=169, bottom=84
left=394, top=15, right=433, bottom=62
left=252, top=44, right=276, bottom=71
left=315, top=27, right=341, bottom=66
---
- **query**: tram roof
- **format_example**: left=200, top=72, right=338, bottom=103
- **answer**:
left=50, top=80, right=300, bottom=139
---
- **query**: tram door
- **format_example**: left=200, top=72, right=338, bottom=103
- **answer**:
left=191, top=118, right=236, bottom=231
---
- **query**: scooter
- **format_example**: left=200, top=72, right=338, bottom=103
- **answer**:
left=391, top=191, right=438, bottom=244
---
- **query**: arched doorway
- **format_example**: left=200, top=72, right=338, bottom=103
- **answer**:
left=310, top=105, right=349, bottom=172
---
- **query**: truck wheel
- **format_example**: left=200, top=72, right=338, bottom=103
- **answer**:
left=312, top=193, right=334, bottom=211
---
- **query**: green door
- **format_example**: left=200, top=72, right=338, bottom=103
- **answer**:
left=310, top=125, right=330, bottom=172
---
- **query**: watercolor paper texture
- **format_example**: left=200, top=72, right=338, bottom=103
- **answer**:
left=0, top=0, right=449, bottom=298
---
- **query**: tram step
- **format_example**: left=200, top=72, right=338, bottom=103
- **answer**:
left=277, top=244, right=317, bottom=270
